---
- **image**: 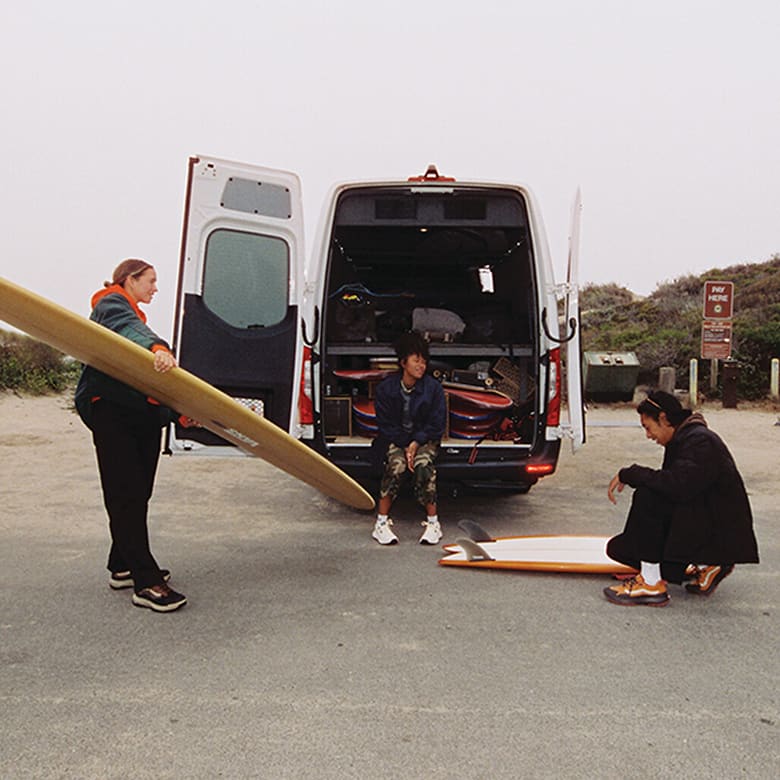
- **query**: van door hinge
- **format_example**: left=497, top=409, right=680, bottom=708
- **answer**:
left=550, top=424, right=575, bottom=441
left=550, top=282, right=577, bottom=300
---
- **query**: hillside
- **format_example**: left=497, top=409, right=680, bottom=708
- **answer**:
left=580, top=254, right=780, bottom=399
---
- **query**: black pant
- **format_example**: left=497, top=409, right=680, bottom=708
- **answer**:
left=91, top=400, right=165, bottom=592
left=606, top=486, right=688, bottom=584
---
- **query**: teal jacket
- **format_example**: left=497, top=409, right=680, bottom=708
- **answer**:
left=74, top=285, right=173, bottom=429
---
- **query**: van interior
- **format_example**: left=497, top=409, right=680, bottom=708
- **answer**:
left=321, top=187, right=539, bottom=447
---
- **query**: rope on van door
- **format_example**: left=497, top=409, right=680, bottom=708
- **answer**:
left=302, top=306, right=319, bottom=346
left=541, top=307, right=577, bottom=344
left=468, top=437, right=486, bottom=464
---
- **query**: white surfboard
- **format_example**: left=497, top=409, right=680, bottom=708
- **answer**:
left=439, top=534, right=636, bottom=574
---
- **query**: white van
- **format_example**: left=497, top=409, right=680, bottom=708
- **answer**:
left=168, top=156, right=584, bottom=493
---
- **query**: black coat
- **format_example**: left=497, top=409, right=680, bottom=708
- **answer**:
left=619, top=414, right=759, bottom=564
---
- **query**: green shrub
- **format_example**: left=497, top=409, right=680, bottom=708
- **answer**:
left=0, top=330, right=80, bottom=394
left=732, top=321, right=780, bottom=399
left=581, top=255, right=780, bottom=400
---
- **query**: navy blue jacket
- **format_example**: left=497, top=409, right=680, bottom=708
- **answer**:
left=374, top=372, right=446, bottom=448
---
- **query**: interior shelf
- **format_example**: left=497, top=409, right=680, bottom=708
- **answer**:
left=326, top=343, right=533, bottom=357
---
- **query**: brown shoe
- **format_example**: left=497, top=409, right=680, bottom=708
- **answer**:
left=685, top=565, right=734, bottom=596
left=603, top=574, right=670, bottom=607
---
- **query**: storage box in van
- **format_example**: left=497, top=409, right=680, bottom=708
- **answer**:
left=168, top=157, right=585, bottom=494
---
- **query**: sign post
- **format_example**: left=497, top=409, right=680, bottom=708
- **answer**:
left=701, top=319, right=733, bottom=360
left=701, top=281, right=734, bottom=361
left=701, top=281, right=735, bottom=403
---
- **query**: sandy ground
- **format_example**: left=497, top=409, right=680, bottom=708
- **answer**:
left=1, top=393, right=778, bottom=778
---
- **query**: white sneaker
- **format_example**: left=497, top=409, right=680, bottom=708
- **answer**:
left=419, top=519, right=442, bottom=545
left=372, top=518, right=398, bottom=545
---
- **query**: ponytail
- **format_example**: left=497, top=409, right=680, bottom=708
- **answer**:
left=108, top=258, right=153, bottom=288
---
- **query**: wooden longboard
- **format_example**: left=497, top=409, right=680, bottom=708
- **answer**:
left=439, top=534, right=637, bottom=574
left=0, top=277, right=374, bottom=510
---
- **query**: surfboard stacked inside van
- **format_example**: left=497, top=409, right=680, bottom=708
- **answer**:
left=169, top=157, right=584, bottom=494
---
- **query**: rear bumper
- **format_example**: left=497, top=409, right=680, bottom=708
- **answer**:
left=327, top=438, right=561, bottom=490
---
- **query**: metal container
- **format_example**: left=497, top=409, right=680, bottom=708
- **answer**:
left=582, top=351, right=640, bottom=401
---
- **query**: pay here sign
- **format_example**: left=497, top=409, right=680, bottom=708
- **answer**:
left=703, top=281, right=734, bottom=319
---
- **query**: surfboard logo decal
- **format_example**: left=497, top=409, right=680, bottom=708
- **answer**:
left=221, top=426, right=260, bottom=448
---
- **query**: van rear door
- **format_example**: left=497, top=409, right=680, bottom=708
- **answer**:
left=170, top=156, right=304, bottom=445
left=564, top=190, right=585, bottom=451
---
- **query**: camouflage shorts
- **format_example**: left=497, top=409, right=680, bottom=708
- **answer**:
left=379, top=441, right=439, bottom=507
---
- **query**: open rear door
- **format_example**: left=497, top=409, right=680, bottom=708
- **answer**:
left=564, top=189, right=585, bottom=451
left=170, top=156, right=305, bottom=448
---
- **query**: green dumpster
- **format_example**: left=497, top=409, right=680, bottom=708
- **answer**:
left=582, top=351, right=640, bottom=401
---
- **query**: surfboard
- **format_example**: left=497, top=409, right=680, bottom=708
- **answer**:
left=351, top=398, right=376, bottom=419
left=445, top=385, right=514, bottom=411
left=353, top=421, right=378, bottom=438
left=438, top=534, right=637, bottom=574
left=449, top=415, right=501, bottom=432
left=449, top=407, right=499, bottom=423
left=333, top=368, right=394, bottom=381
left=0, top=276, right=375, bottom=510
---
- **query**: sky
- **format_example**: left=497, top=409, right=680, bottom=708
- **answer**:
left=1, top=0, right=778, bottom=338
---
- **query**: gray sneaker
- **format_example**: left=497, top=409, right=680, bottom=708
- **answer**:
left=372, top=518, right=399, bottom=545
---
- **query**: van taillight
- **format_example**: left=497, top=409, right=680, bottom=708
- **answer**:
left=526, top=463, right=555, bottom=475
left=298, top=346, right=314, bottom=424
left=547, top=348, right=561, bottom=427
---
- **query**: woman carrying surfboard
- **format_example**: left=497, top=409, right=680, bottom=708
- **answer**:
left=75, top=259, right=187, bottom=613
left=371, top=331, right=447, bottom=545
left=603, top=390, right=758, bottom=607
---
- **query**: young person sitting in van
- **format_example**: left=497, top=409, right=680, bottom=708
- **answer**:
left=603, top=390, right=758, bottom=607
left=372, top=331, right=447, bottom=545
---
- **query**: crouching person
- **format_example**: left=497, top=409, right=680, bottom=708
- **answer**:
left=603, top=390, right=759, bottom=607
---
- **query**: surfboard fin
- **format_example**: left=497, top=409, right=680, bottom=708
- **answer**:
left=457, top=519, right=494, bottom=543
left=456, top=537, right=494, bottom=562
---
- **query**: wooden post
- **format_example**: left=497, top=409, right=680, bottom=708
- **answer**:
left=659, top=366, right=676, bottom=394
left=710, top=358, right=718, bottom=392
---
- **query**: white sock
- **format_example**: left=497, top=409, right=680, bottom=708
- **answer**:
left=427, top=515, right=438, bottom=524
left=377, top=514, right=388, bottom=524
left=641, top=561, right=662, bottom=586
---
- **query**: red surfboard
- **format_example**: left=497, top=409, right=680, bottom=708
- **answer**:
left=351, top=398, right=376, bottom=419
left=445, top=385, right=513, bottom=411
left=333, top=369, right=395, bottom=381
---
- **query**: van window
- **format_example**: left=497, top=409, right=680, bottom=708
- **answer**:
left=202, top=229, right=288, bottom=329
